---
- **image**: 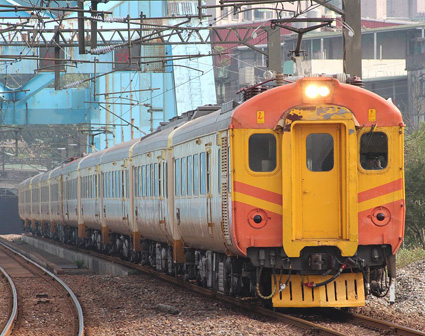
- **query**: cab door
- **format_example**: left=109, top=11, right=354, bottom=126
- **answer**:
left=294, top=123, right=344, bottom=240
left=283, top=118, right=358, bottom=258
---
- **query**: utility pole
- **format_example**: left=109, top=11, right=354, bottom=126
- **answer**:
left=342, top=0, right=362, bottom=78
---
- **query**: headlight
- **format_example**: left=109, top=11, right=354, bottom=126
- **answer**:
left=304, top=84, right=331, bottom=99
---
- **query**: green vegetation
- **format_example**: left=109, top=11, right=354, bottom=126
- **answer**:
left=396, top=247, right=425, bottom=269
left=395, top=124, right=425, bottom=268
left=75, top=260, right=84, bottom=269
left=404, top=124, right=425, bottom=249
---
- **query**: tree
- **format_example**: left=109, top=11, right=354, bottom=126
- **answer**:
left=404, top=124, right=425, bottom=248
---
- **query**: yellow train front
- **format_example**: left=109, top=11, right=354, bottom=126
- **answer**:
left=231, top=77, right=405, bottom=307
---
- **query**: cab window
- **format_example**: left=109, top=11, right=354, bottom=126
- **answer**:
left=360, top=132, right=388, bottom=170
left=249, top=134, right=276, bottom=172
left=306, top=133, right=334, bottom=172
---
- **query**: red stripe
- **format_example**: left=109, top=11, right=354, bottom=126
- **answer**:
left=234, top=181, right=282, bottom=205
left=358, top=178, right=403, bottom=203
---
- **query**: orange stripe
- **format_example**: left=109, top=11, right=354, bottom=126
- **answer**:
left=234, top=181, right=282, bottom=205
left=234, top=200, right=283, bottom=218
left=358, top=178, right=403, bottom=203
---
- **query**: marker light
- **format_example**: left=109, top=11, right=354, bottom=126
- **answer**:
left=304, top=84, right=331, bottom=98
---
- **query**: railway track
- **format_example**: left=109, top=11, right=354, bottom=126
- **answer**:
left=0, top=240, right=84, bottom=336
left=21, top=235, right=425, bottom=336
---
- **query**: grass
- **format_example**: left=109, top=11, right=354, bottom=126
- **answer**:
left=75, top=260, right=84, bottom=269
left=396, top=247, right=425, bottom=269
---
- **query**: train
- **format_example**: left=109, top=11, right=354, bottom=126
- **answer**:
left=18, top=76, right=405, bottom=308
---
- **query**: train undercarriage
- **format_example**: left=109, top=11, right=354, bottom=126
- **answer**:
left=25, top=221, right=395, bottom=307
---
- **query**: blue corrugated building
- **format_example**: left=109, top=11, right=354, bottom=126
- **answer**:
left=0, top=0, right=216, bottom=151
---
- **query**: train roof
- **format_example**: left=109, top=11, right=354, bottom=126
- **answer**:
left=18, top=172, right=42, bottom=188
left=99, top=138, right=139, bottom=164
left=78, top=149, right=104, bottom=170
left=231, top=78, right=403, bottom=129
left=133, top=105, right=226, bottom=153
left=172, top=103, right=236, bottom=145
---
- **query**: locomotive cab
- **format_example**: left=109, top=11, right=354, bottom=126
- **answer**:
left=234, top=77, right=404, bottom=307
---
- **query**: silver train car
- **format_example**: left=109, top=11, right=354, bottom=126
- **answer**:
left=19, top=105, right=237, bottom=287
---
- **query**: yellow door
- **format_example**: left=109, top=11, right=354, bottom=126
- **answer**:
left=293, top=123, right=346, bottom=241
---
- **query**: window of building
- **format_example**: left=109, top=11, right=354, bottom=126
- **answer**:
left=254, top=9, right=264, bottom=20
left=306, top=133, right=334, bottom=172
left=360, top=132, right=388, bottom=170
left=243, top=8, right=252, bottom=21
left=249, top=134, right=277, bottom=172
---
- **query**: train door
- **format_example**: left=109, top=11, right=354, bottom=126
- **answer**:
left=293, top=123, right=346, bottom=240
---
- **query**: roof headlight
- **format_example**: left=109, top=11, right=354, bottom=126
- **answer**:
left=318, top=86, right=330, bottom=97
left=304, top=84, right=331, bottom=99
left=305, top=85, right=319, bottom=98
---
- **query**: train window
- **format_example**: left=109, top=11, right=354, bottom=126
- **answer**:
left=116, top=171, right=119, bottom=198
left=175, top=158, right=181, bottom=196
left=164, top=162, right=168, bottom=198
left=193, top=154, right=199, bottom=195
left=87, top=177, right=89, bottom=198
left=110, top=172, right=113, bottom=198
left=187, top=155, right=193, bottom=196
left=158, top=163, right=162, bottom=197
left=105, top=173, right=108, bottom=198
left=133, top=167, right=138, bottom=197
left=360, top=132, right=388, bottom=170
left=249, top=134, right=276, bottom=172
left=118, top=171, right=122, bottom=198
left=95, top=175, right=98, bottom=199
left=154, top=163, right=159, bottom=197
left=181, top=157, right=187, bottom=196
left=124, top=171, right=126, bottom=198
left=218, top=149, right=221, bottom=194
left=147, top=165, right=152, bottom=197
left=86, top=176, right=89, bottom=199
left=207, top=152, right=211, bottom=194
left=306, top=133, right=334, bottom=172
left=150, top=164, right=154, bottom=197
left=138, top=167, right=142, bottom=197
left=142, top=166, right=146, bottom=197
left=109, top=172, right=112, bottom=198
left=200, top=152, right=206, bottom=195
left=111, top=172, right=115, bottom=198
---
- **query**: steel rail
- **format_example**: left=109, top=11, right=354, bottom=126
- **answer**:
left=0, top=265, right=17, bottom=336
left=40, top=240, right=345, bottom=336
left=346, top=312, right=425, bottom=336
left=24, top=236, right=425, bottom=336
left=0, top=241, right=84, bottom=336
